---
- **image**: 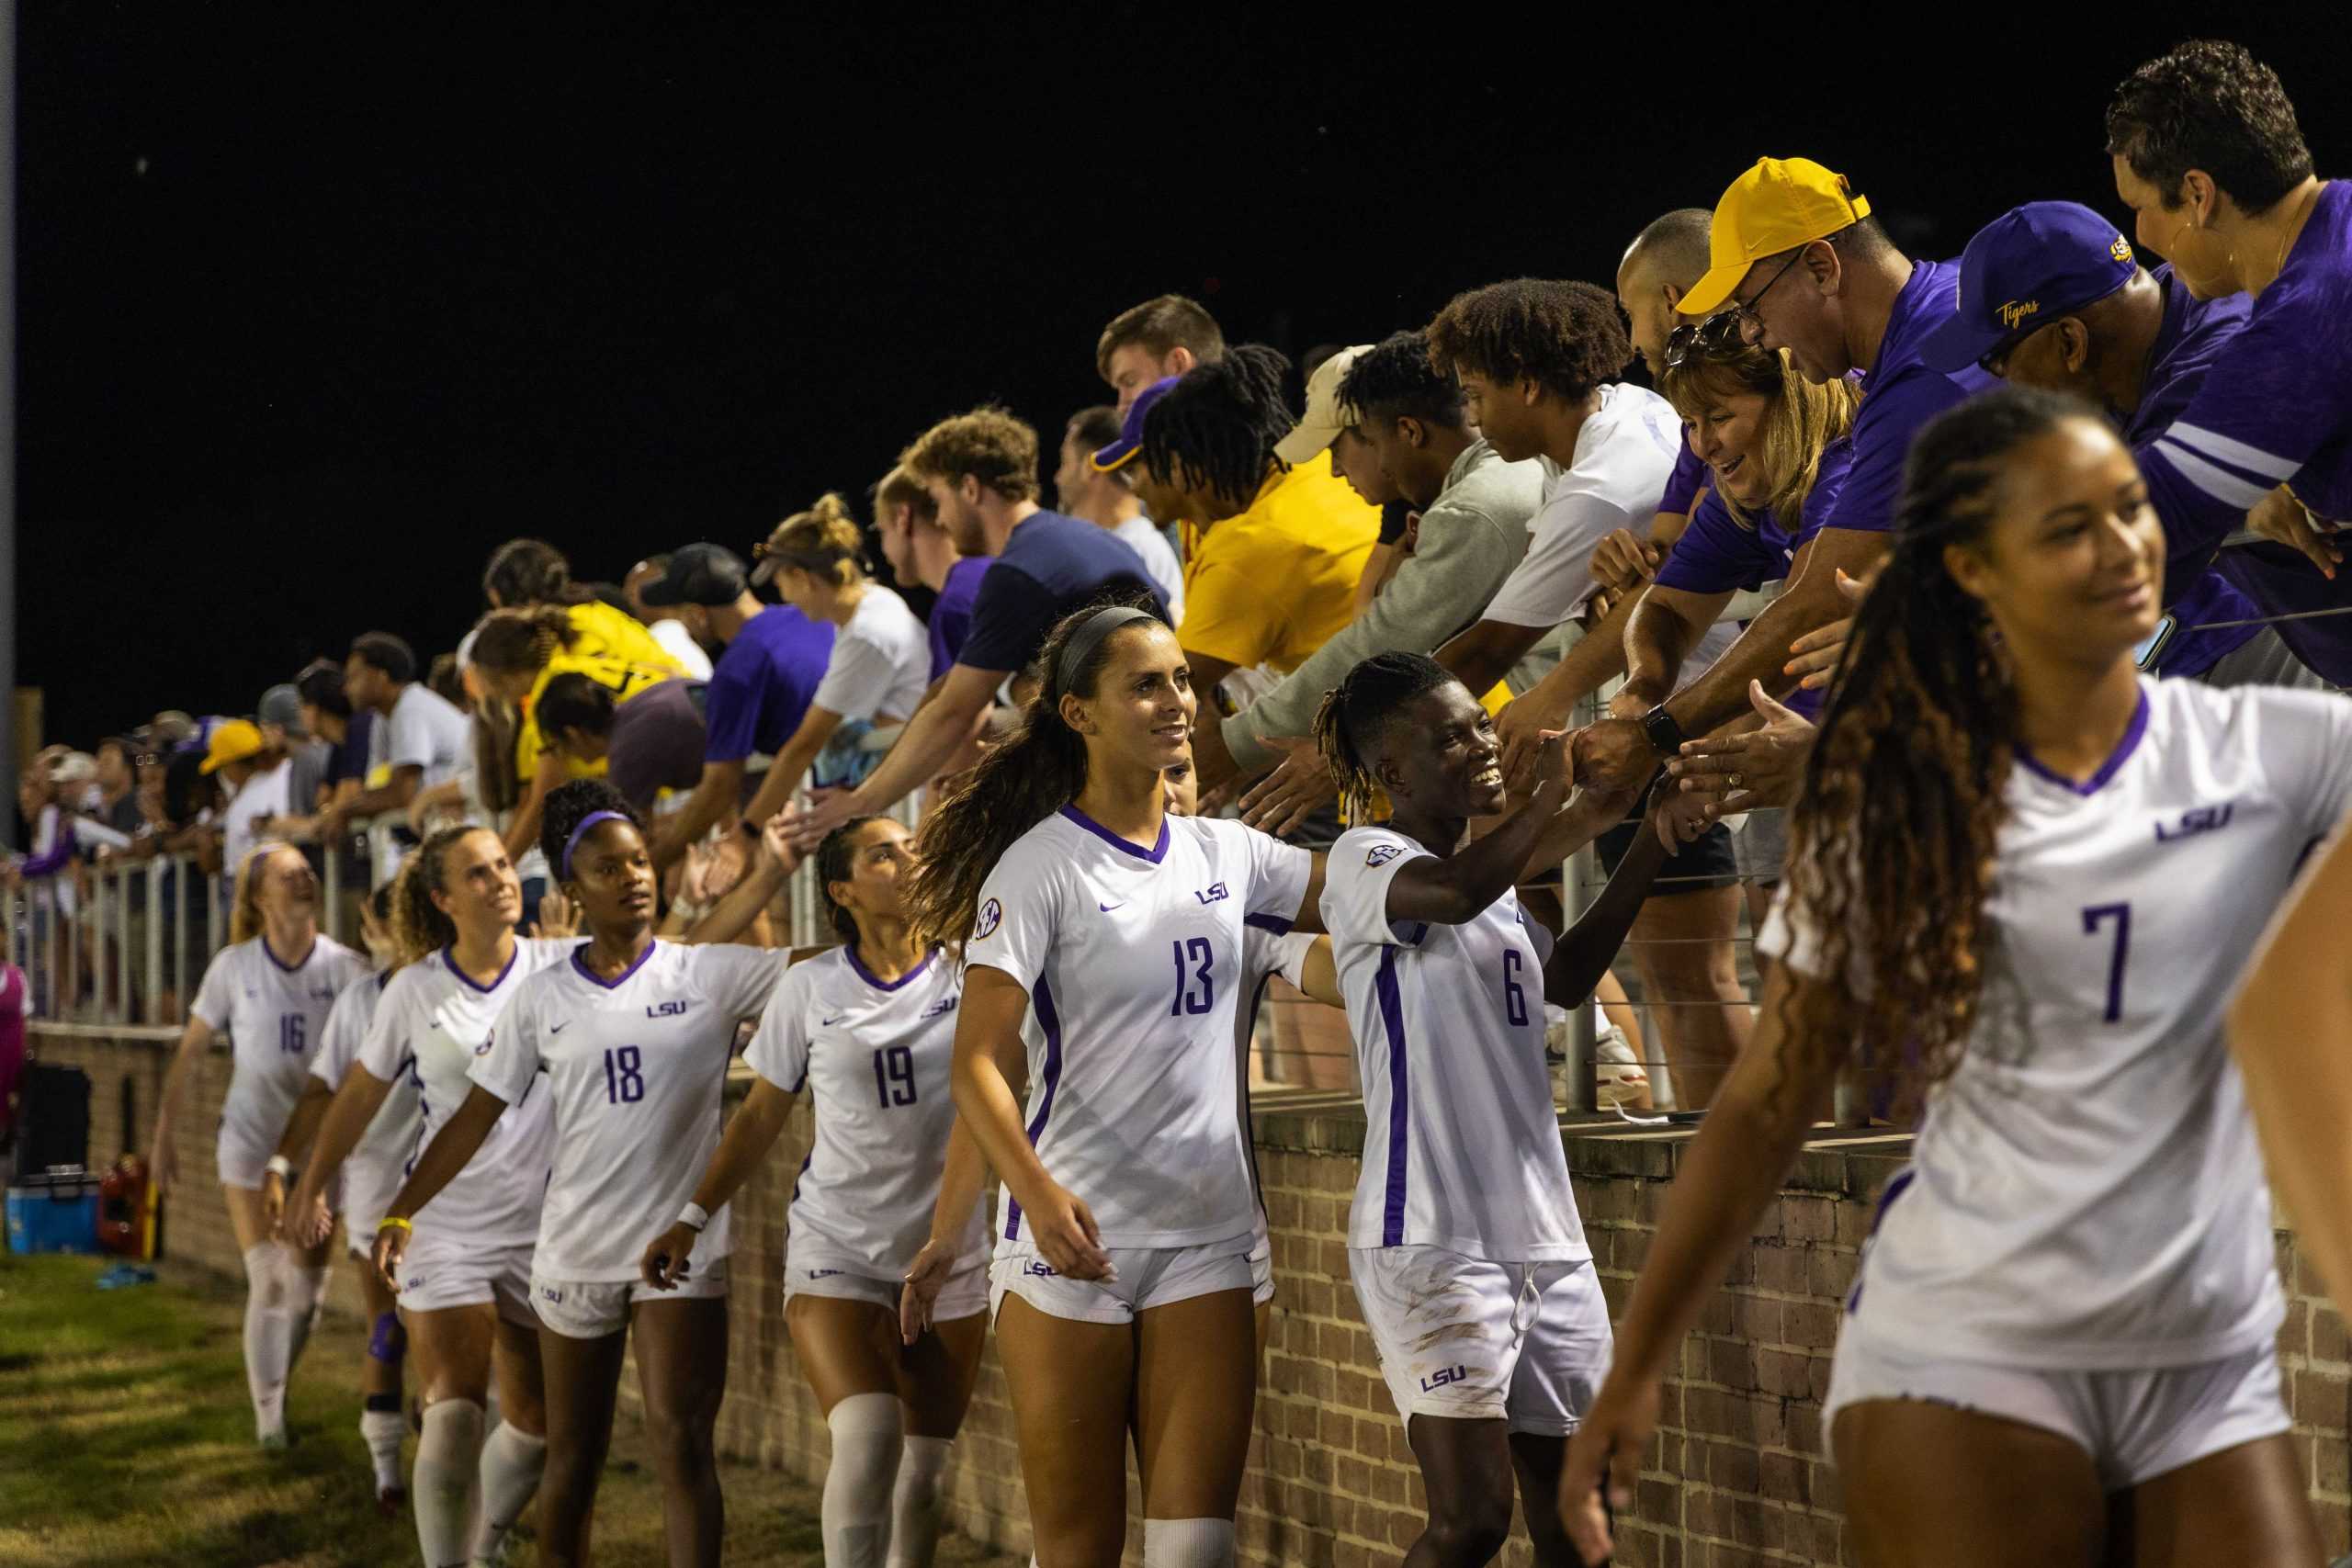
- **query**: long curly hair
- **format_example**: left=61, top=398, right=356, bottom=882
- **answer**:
left=906, top=602, right=1166, bottom=950
left=1781, top=385, right=2098, bottom=1113
left=389, top=824, right=486, bottom=965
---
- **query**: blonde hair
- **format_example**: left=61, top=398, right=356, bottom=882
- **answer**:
left=1661, top=345, right=1861, bottom=529
left=229, top=842, right=301, bottom=945
left=760, top=493, right=867, bottom=589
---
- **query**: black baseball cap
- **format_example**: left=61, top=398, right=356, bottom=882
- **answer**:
left=637, top=542, right=749, bottom=607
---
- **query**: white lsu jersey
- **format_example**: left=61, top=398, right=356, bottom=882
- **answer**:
left=192, top=935, right=371, bottom=1142
left=1323, top=825, right=1589, bottom=1264
left=472, top=940, right=784, bottom=1281
left=309, top=971, right=420, bottom=1190
left=968, top=806, right=1312, bottom=1250
left=1763, top=679, right=2352, bottom=1369
left=744, top=945, right=986, bottom=1275
left=358, top=940, right=574, bottom=1249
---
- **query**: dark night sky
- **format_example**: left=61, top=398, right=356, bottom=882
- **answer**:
left=19, top=10, right=2351, bottom=746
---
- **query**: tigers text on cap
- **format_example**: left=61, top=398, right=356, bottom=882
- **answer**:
left=1919, top=201, right=2140, bottom=373
left=1273, top=344, right=1374, bottom=466
left=637, top=542, right=749, bottom=608
left=1091, top=376, right=1180, bottom=473
left=1679, top=157, right=1872, bottom=319
left=199, top=719, right=266, bottom=775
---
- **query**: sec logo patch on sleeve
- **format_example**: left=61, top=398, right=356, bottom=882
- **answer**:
left=1366, top=843, right=1403, bottom=867
left=974, top=897, right=1002, bottom=940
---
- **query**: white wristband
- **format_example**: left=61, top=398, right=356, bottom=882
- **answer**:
left=679, top=1202, right=709, bottom=1233
left=265, top=1155, right=295, bottom=1180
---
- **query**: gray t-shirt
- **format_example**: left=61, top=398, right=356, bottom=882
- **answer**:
left=607, top=679, right=709, bottom=814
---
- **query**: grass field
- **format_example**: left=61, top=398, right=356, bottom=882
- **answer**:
left=0, top=1252, right=1016, bottom=1567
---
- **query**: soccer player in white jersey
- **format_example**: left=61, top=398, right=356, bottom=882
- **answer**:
left=1162, top=756, right=1340, bottom=1362
left=148, top=842, right=368, bottom=1448
left=897, top=603, right=1324, bottom=1568
left=1562, top=388, right=2352, bottom=1566
left=265, top=882, right=419, bottom=1513
left=288, top=827, right=571, bottom=1567
left=644, top=815, right=988, bottom=1568
left=1307, top=650, right=1664, bottom=1568
left=380, top=781, right=791, bottom=1568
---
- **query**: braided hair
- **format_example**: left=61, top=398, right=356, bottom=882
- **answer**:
left=1140, top=344, right=1295, bottom=510
left=469, top=606, right=578, bottom=677
left=539, top=778, right=643, bottom=881
left=815, top=816, right=888, bottom=947
left=1781, top=385, right=2098, bottom=1114
left=1311, top=652, right=1455, bottom=824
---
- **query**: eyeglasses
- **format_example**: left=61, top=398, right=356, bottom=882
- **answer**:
left=1664, top=310, right=1747, bottom=370
left=1727, top=250, right=1805, bottom=332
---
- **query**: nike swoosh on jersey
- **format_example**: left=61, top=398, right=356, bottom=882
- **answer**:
left=548, top=1021, right=571, bottom=1035
left=1099, top=901, right=1125, bottom=912
left=820, top=1015, right=846, bottom=1026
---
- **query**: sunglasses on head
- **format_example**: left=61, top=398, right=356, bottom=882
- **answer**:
left=1664, top=310, right=1747, bottom=370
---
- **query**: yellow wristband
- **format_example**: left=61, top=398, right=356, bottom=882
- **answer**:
left=376, top=1216, right=413, bottom=1235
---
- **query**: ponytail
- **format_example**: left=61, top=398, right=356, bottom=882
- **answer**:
left=907, top=601, right=1162, bottom=950
left=469, top=606, right=577, bottom=677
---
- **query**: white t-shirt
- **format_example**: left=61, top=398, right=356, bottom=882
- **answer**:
left=309, top=970, right=421, bottom=1183
left=1322, top=825, right=1589, bottom=1263
left=811, top=585, right=930, bottom=726
left=1114, top=515, right=1187, bottom=626
left=1482, top=383, right=1690, bottom=631
left=220, top=761, right=293, bottom=883
left=744, top=945, right=986, bottom=1274
left=471, top=940, right=784, bottom=1280
left=384, top=682, right=470, bottom=789
left=967, top=807, right=1312, bottom=1249
left=359, top=939, right=573, bottom=1248
left=648, top=616, right=715, bottom=680
left=1763, top=679, right=2352, bottom=1369
left=192, top=934, right=371, bottom=1143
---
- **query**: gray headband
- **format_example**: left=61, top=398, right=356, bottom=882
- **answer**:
left=1053, top=605, right=1158, bottom=697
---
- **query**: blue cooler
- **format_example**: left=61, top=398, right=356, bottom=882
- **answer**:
left=6, top=1170, right=103, bottom=1255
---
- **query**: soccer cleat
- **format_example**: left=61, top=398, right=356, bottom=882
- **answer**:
left=259, top=1428, right=291, bottom=1451
left=377, top=1484, right=408, bottom=1518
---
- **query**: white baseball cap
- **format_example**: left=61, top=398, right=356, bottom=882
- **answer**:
left=1273, top=344, right=1374, bottom=466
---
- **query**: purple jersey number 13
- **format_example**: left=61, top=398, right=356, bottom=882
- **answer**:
left=2081, top=903, right=2131, bottom=1024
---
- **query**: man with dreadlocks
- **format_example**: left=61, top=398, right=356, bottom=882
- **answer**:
left=1102, top=345, right=1379, bottom=811
left=1313, top=650, right=1664, bottom=1567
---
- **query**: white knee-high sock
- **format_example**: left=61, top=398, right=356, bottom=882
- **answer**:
left=414, top=1399, right=486, bottom=1568
left=1144, top=1518, right=1236, bottom=1568
left=822, top=1393, right=903, bottom=1567
left=886, top=1436, right=953, bottom=1568
left=241, top=1243, right=296, bottom=1439
left=284, top=1264, right=330, bottom=1371
left=469, top=1422, right=548, bottom=1565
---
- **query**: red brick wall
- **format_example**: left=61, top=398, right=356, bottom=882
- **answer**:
left=30, top=1026, right=2352, bottom=1566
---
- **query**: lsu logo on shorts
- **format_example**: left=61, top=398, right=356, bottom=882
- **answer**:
left=1020, top=1258, right=1058, bottom=1279
left=974, top=898, right=1002, bottom=941
left=807, top=1269, right=844, bottom=1280
left=539, top=1284, right=566, bottom=1305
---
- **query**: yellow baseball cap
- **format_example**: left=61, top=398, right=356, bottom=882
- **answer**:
left=1679, top=157, right=1872, bottom=319
left=199, top=718, right=266, bottom=775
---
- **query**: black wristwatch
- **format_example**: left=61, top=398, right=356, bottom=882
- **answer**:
left=1639, top=705, right=1687, bottom=757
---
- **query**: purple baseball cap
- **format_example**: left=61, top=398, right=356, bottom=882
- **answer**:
left=1921, top=200, right=2141, bottom=372
left=1090, top=375, right=1181, bottom=473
